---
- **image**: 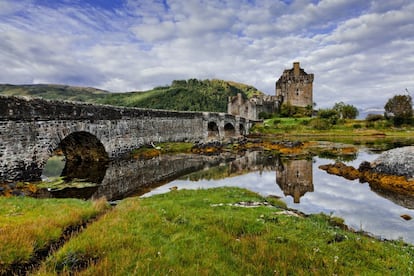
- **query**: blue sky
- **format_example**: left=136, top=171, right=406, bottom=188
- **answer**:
left=1, top=0, right=413, bottom=111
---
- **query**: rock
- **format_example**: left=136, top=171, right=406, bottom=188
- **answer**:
left=400, top=214, right=412, bottom=221
left=319, top=162, right=360, bottom=180
left=370, top=146, right=414, bottom=178
left=358, top=161, right=372, bottom=172
left=273, top=140, right=303, bottom=148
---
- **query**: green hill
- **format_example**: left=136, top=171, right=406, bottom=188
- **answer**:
left=0, top=84, right=109, bottom=102
left=0, top=79, right=264, bottom=112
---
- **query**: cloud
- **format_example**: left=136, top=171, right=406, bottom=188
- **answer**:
left=0, top=0, right=414, bottom=109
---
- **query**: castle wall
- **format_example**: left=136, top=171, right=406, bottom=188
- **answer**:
left=228, top=93, right=278, bottom=120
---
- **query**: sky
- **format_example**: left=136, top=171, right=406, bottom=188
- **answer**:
left=1, top=0, right=414, bottom=111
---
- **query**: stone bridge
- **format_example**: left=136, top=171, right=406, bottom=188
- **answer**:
left=0, top=96, right=253, bottom=181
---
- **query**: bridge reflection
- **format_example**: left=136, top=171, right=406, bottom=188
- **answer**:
left=38, top=153, right=236, bottom=201
left=36, top=150, right=414, bottom=211
left=35, top=152, right=313, bottom=203
left=37, top=151, right=316, bottom=203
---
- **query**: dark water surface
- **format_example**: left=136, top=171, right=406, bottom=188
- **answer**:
left=42, top=148, right=414, bottom=244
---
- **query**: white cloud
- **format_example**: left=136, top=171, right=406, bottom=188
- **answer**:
left=0, top=0, right=414, bottom=109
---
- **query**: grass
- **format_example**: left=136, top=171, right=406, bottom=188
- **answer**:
left=0, top=197, right=109, bottom=272
left=39, top=187, right=414, bottom=275
left=252, top=117, right=414, bottom=139
left=131, top=142, right=194, bottom=159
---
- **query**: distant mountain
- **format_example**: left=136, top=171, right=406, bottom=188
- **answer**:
left=0, top=84, right=109, bottom=102
left=0, top=79, right=264, bottom=113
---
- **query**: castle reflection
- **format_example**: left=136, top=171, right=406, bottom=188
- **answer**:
left=194, top=151, right=315, bottom=204
left=275, top=158, right=314, bottom=203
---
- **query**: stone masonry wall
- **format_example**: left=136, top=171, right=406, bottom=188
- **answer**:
left=0, top=96, right=249, bottom=181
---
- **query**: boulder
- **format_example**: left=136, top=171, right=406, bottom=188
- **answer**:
left=370, top=146, right=414, bottom=178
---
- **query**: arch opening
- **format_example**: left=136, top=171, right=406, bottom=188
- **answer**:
left=208, top=122, right=219, bottom=138
left=59, top=131, right=109, bottom=163
left=224, top=123, right=236, bottom=137
left=42, top=131, right=109, bottom=184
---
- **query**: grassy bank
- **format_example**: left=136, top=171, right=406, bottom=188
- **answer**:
left=39, top=187, right=414, bottom=275
left=251, top=117, right=414, bottom=138
left=0, top=197, right=108, bottom=273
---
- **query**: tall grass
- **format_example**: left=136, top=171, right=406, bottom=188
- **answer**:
left=0, top=197, right=108, bottom=272
left=40, top=187, right=414, bottom=275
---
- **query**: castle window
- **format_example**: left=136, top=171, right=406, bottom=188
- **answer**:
left=296, top=89, right=300, bottom=96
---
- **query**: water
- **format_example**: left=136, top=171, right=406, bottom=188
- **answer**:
left=41, top=149, right=414, bottom=244
left=144, top=151, right=414, bottom=244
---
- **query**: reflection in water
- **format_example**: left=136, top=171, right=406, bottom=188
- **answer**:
left=276, top=159, right=313, bottom=203
left=39, top=150, right=414, bottom=244
left=145, top=151, right=414, bottom=244
left=40, top=153, right=237, bottom=201
left=368, top=182, right=414, bottom=210
left=62, top=160, right=108, bottom=183
left=42, top=155, right=66, bottom=179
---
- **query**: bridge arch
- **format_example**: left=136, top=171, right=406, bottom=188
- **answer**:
left=208, top=121, right=219, bottom=139
left=224, top=122, right=236, bottom=137
left=42, top=131, right=109, bottom=183
left=58, top=131, right=109, bottom=163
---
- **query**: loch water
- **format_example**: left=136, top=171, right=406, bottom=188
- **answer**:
left=41, top=145, right=414, bottom=244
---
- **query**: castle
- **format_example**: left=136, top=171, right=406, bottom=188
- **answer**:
left=228, top=62, right=314, bottom=120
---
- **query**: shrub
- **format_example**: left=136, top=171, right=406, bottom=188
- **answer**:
left=258, top=112, right=272, bottom=120
left=280, top=104, right=296, bottom=117
left=365, top=122, right=373, bottom=128
left=318, top=108, right=338, bottom=119
left=310, top=118, right=332, bottom=130
left=333, top=102, right=359, bottom=119
left=272, top=119, right=281, bottom=126
left=353, top=124, right=362, bottom=129
left=366, top=114, right=384, bottom=122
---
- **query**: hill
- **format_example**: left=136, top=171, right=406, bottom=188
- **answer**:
left=0, top=79, right=264, bottom=113
left=0, top=84, right=109, bottom=102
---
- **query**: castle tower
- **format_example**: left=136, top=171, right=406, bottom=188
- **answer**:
left=275, top=62, right=314, bottom=108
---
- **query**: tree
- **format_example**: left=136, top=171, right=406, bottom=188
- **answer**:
left=384, top=94, right=413, bottom=126
left=333, top=102, right=359, bottom=119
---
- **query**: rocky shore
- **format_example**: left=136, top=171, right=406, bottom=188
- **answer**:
left=319, top=146, right=414, bottom=210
